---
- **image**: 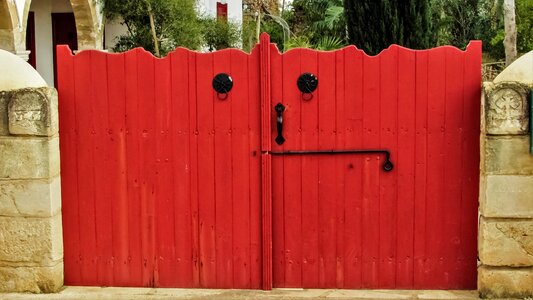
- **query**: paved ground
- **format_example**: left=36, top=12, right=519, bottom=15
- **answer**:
left=0, top=287, right=491, bottom=300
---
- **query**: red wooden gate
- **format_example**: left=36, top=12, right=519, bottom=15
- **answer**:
left=57, top=34, right=481, bottom=290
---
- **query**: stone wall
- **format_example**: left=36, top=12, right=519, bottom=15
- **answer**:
left=478, top=79, right=533, bottom=298
left=0, top=87, right=63, bottom=293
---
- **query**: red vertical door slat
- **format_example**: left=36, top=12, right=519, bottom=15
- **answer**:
left=395, top=47, right=416, bottom=288
left=334, top=49, right=346, bottom=289
left=342, top=46, right=364, bottom=288
left=196, top=52, right=217, bottom=287
left=281, top=49, right=303, bottom=287
left=187, top=51, right=201, bottom=287
left=171, top=48, right=194, bottom=287
left=300, top=48, right=319, bottom=288
left=90, top=50, right=114, bottom=285
left=413, top=50, right=429, bottom=287
left=317, top=50, right=337, bottom=288
left=443, top=47, right=465, bottom=287
left=230, top=49, right=252, bottom=288
left=154, top=56, right=173, bottom=286
left=213, top=50, right=234, bottom=288
left=74, top=51, right=98, bottom=285
left=124, top=49, right=143, bottom=286
left=378, top=46, right=398, bottom=288
left=106, top=52, right=130, bottom=286
left=461, top=41, right=482, bottom=288
left=270, top=46, right=285, bottom=288
left=249, top=45, right=263, bottom=289
left=57, top=46, right=81, bottom=284
left=137, top=50, right=156, bottom=286
left=425, top=47, right=447, bottom=288
left=361, top=54, right=381, bottom=288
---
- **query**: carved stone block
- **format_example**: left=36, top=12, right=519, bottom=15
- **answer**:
left=7, top=87, right=58, bottom=137
left=486, top=82, right=530, bottom=135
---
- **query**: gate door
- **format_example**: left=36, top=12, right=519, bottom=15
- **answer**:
left=268, top=43, right=481, bottom=289
left=57, top=46, right=263, bottom=288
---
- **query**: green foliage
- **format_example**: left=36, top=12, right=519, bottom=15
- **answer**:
left=201, top=18, right=241, bottom=51
left=291, top=0, right=347, bottom=45
left=315, top=36, right=345, bottom=50
left=490, top=0, right=533, bottom=55
left=344, top=0, right=433, bottom=55
left=283, top=35, right=312, bottom=50
left=102, top=0, right=203, bottom=55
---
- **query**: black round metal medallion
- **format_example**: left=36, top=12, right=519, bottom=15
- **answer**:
left=297, top=73, right=318, bottom=94
left=212, top=73, right=233, bottom=95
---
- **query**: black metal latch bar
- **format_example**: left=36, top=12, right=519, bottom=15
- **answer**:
left=268, top=149, right=394, bottom=172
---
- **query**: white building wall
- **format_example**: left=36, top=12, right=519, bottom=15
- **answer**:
left=198, top=0, right=243, bottom=25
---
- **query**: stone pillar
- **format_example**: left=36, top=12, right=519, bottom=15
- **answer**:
left=478, top=81, right=533, bottom=298
left=0, top=87, right=63, bottom=293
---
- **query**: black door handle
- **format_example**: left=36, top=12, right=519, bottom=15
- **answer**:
left=275, top=103, right=285, bottom=145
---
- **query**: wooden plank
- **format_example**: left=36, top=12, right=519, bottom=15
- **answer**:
left=334, top=49, right=346, bottom=289
left=317, top=50, right=337, bottom=288
left=442, top=47, right=465, bottom=288
left=460, top=41, right=482, bottom=289
left=425, top=47, right=447, bottom=288
left=188, top=51, right=201, bottom=287
left=342, top=46, right=364, bottom=289
left=196, top=52, right=217, bottom=287
left=270, top=46, right=285, bottom=288
left=300, top=48, right=319, bottom=288
left=259, top=36, right=273, bottom=290
left=249, top=45, right=263, bottom=289
left=154, top=55, right=174, bottom=287
left=124, top=49, right=143, bottom=286
left=377, top=46, right=398, bottom=288
left=90, top=50, right=114, bottom=285
left=361, top=53, right=380, bottom=288
left=171, top=48, right=194, bottom=287
left=281, top=49, right=302, bottom=287
left=213, top=49, right=234, bottom=288
left=73, top=51, right=98, bottom=285
left=137, top=50, right=156, bottom=287
left=230, top=49, right=252, bottom=288
left=56, top=46, right=81, bottom=284
left=395, top=48, right=416, bottom=288
left=106, top=52, right=130, bottom=286
left=413, top=50, right=429, bottom=288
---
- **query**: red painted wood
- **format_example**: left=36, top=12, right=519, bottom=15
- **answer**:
left=317, top=50, right=338, bottom=288
left=58, top=38, right=481, bottom=290
left=90, top=50, right=114, bottom=285
left=461, top=41, right=481, bottom=289
left=413, top=50, right=429, bottom=287
left=260, top=33, right=272, bottom=290
left=73, top=51, right=98, bottom=285
left=270, top=43, right=285, bottom=289
left=361, top=53, right=380, bottom=288
left=154, top=55, right=173, bottom=287
left=250, top=45, right=263, bottom=289
left=342, top=46, right=364, bottom=289
left=106, top=52, right=130, bottom=286
left=124, top=49, right=143, bottom=286
left=231, top=49, right=251, bottom=288
left=396, top=47, right=416, bottom=288
left=300, top=48, right=319, bottom=288
left=170, top=48, right=194, bottom=287
left=195, top=51, right=217, bottom=287
left=378, top=46, right=398, bottom=288
left=57, top=46, right=80, bottom=284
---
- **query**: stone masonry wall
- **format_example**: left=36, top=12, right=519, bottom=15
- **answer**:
left=478, top=81, right=533, bottom=298
left=0, top=87, right=63, bottom=293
